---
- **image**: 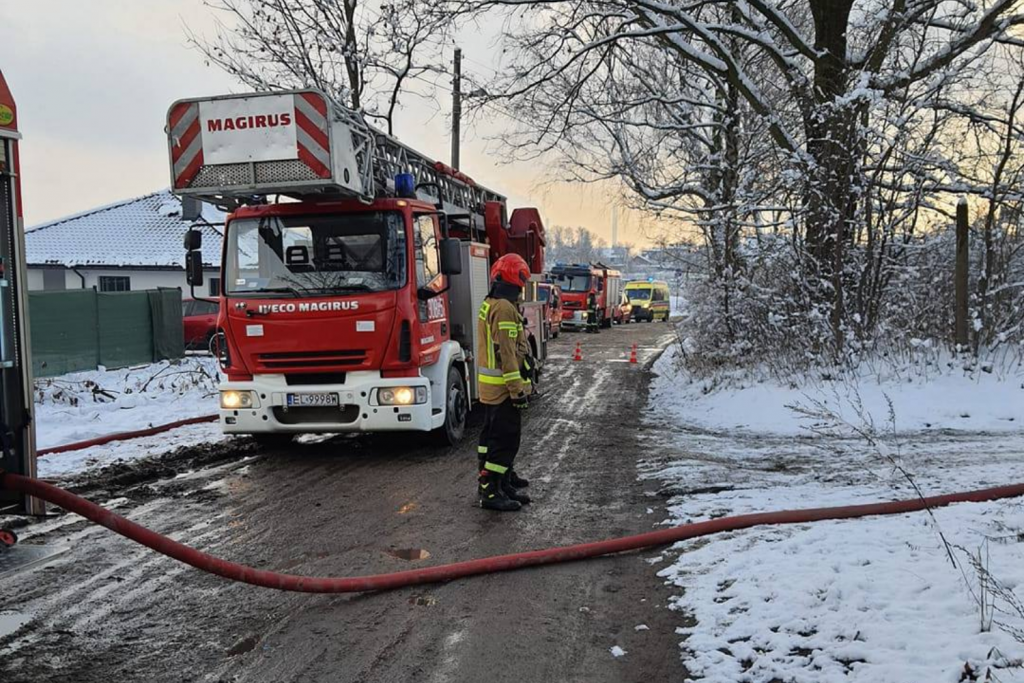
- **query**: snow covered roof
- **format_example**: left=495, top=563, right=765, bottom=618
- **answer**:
left=26, top=190, right=224, bottom=268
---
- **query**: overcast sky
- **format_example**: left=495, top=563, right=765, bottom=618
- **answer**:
left=0, top=0, right=651, bottom=246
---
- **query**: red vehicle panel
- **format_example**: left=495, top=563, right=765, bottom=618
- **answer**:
left=183, top=299, right=219, bottom=349
left=537, top=283, right=563, bottom=338
left=216, top=199, right=448, bottom=382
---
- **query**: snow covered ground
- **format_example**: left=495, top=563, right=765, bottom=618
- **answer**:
left=34, top=357, right=223, bottom=478
left=646, top=343, right=1024, bottom=681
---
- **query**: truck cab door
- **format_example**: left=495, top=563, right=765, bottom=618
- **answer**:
left=413, top=214, right=448, bottom=363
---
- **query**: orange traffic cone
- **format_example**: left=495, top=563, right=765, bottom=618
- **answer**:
left=629, top=343, right=638, bottom=364
left=573, top=341, right=583, bottom=362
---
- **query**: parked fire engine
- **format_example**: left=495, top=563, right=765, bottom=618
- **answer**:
left=167, top=90, right=547, bottom=445
left=549, top=263, right=622, bottom=331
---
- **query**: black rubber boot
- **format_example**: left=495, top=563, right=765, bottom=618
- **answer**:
left=479, top=470, right=522, bottom=512
left=508, top=469, right=529, bottom=488
left=502, top=476, right=531, bottom=505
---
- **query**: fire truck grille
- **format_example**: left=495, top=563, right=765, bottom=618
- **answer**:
left=188, top=160, right=320, bottom=189
left=258, top=349, right=368, bottom=370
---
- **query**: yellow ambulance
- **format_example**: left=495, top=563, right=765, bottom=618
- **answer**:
left=624, top=279, right=671, bottom=321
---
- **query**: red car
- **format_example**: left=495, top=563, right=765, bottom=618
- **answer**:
left=537, top=283, right=563, bottom=339
left=183, top=299, right=219, bottom=350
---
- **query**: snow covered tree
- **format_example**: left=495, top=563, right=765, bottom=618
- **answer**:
left=191, top=0, right=449, bottom=134
left=437, top=0, right=1024, bottom=354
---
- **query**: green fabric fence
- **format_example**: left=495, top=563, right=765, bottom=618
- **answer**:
left=29, top=288, right=185, bottom=377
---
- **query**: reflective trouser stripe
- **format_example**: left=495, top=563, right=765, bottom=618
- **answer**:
left=484, top=461, right=508, bottom=474
left=477, top=446, right=488, bottom=454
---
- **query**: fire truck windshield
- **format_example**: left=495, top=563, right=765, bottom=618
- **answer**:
left=550, top=273, right=592, bottom=293
left=225, top=211, right=407, bottom=296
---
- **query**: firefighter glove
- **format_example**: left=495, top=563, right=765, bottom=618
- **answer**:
left=511, top=393, right=529, bottom=411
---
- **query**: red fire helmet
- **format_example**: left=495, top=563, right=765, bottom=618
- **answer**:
left=490, top=253, right=531, bottom=288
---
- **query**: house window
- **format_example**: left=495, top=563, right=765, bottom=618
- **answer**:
left=208, top=278, right=221, bottom=297
left=99, top=276, right=131, bottom=292
left=42, top=269, right=66, bottom=291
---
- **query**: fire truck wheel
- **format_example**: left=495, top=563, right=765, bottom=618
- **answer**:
left=434, top=366, right=467, bottom=446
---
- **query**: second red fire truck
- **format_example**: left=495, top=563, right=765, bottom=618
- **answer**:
left=168, top=89, right=547, bottom=446
left=549, top=263, right=622, bottom=331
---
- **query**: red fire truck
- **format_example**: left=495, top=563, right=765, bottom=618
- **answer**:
left=167, top=90, right=547, bottom=445
left=549, top=263, right=622, bottom=331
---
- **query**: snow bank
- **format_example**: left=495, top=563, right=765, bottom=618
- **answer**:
left=652, top=343, right=1024, bottom=436
left=34, top=358, right=223, bottom=477
left=648, top=339, right=1024, bottom=680
left=660, top=482, right=1024, bottom=682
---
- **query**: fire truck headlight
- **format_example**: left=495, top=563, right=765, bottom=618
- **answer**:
left=377, top=386, right=427, bottom=405
left=221, top=390, right=255, bottom=409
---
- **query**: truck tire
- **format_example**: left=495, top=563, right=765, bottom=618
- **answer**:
left=601, top=312, right=612, bottom=329
left=434, top=365, right=468, bottom=446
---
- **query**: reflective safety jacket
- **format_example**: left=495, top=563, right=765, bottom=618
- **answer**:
left=476, top=296, right=532, bottom=405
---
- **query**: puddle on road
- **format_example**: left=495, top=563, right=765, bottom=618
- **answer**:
left=226, top=633, right=260, bottom=657
left=387, top=548, right=431, bottom=561
left=0, top=610, right=32, bottom=639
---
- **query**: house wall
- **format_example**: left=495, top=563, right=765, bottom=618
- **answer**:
left=26, top=267, right=221, bottom=298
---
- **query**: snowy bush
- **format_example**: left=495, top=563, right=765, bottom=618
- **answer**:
left=674, top=219, right=1024, bottom=380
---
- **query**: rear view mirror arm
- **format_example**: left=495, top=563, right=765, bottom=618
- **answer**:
left=184, top=219, right=220, bottom=305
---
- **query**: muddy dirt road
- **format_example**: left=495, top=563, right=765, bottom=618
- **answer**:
left=2, top=322, right=684, bottom=683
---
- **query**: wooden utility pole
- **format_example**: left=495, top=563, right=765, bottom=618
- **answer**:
left=451, top=48, right=462, bottom=170
left=955, top=198, right=969, bottom=349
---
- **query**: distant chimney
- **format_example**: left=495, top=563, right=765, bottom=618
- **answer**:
left=181, top=196, right=202, bottom=222
left=611, top=206, right=618, bottom=248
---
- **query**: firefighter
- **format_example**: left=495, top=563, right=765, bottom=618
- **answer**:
left=476, top=253, right=533, bottom=512
left=586, top=290, right=599, bottom=333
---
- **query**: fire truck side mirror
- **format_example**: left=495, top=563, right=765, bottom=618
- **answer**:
left=184, top=228, right=202, bottom=251
left=439, top=238, right=462, bottom=276
left=186, top=250, right=204, bottom=287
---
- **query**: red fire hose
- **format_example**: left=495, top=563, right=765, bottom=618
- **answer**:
left=4, top=471, right=1023, bottom=594
left=37, top=415, right=219, bottom=457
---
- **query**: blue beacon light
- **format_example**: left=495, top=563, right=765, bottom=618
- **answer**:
left=395, top=173, right=416, bottom=198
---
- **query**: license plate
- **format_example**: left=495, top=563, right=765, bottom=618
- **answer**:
left=286, top=392, right=340, bottom=407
